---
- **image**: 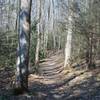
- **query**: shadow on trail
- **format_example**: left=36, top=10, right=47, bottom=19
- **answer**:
left=0, top=68, right=100, bottom=100
left=28, top=69, right=100, bottom=100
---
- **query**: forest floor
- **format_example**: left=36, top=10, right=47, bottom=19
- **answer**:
left=0, top=53, right=100, bottom=100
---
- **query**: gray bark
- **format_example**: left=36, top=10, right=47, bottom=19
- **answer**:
left=64, top=0, right=73, bottom=68
left=16, top=0, right=32, bottom=90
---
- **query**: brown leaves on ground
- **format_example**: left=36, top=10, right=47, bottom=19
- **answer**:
left=0, top=54, right=100, bottom=100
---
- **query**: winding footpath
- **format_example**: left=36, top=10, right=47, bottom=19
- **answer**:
left=0, top=53, right=100, bottom=100
left=28, top=54, right=100, bottom=100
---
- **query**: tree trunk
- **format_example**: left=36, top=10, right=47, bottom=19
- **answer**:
left=64, top=15, right=73, bottom=68
left=64, top=0, right=73, bottom=68
left=53, top=33, right=56, bottom=50
left=16, top=0, right=32, bottom=91
left=58, top=36, right=61, bottom=51
left=87, top=33, right=95, bottom=69
left=35, top=0, right=41, bottom=66
left=35, top=23, right=40, bottom=65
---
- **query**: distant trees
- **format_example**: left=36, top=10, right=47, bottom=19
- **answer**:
left=85, top=0, right=98, bottom=69
left=16, top=0, right=32, bottom=91
left=0, top=0, right=17, bottom=68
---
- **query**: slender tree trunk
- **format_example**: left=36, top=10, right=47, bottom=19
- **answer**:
left=35, top=23, right=40, bottom=65
left=88, top=33, right=95, bottom=69
left=53, top=33, right=56, bottom=50
left=64, top=0, right=73, bottom=68
left=58, top=36, right=61, bottom=51
left=16, top=0, right=32, bottom=91
left=35, top=0, right=41, bottom=66
left=64, top=16, right=73, bottom=68
left=43, top=31, right=48, bottom=56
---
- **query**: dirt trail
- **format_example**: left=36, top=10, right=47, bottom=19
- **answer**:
left=28, top=54, right=100, bottom=100
left=0, top=54, right=100, bottom=100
